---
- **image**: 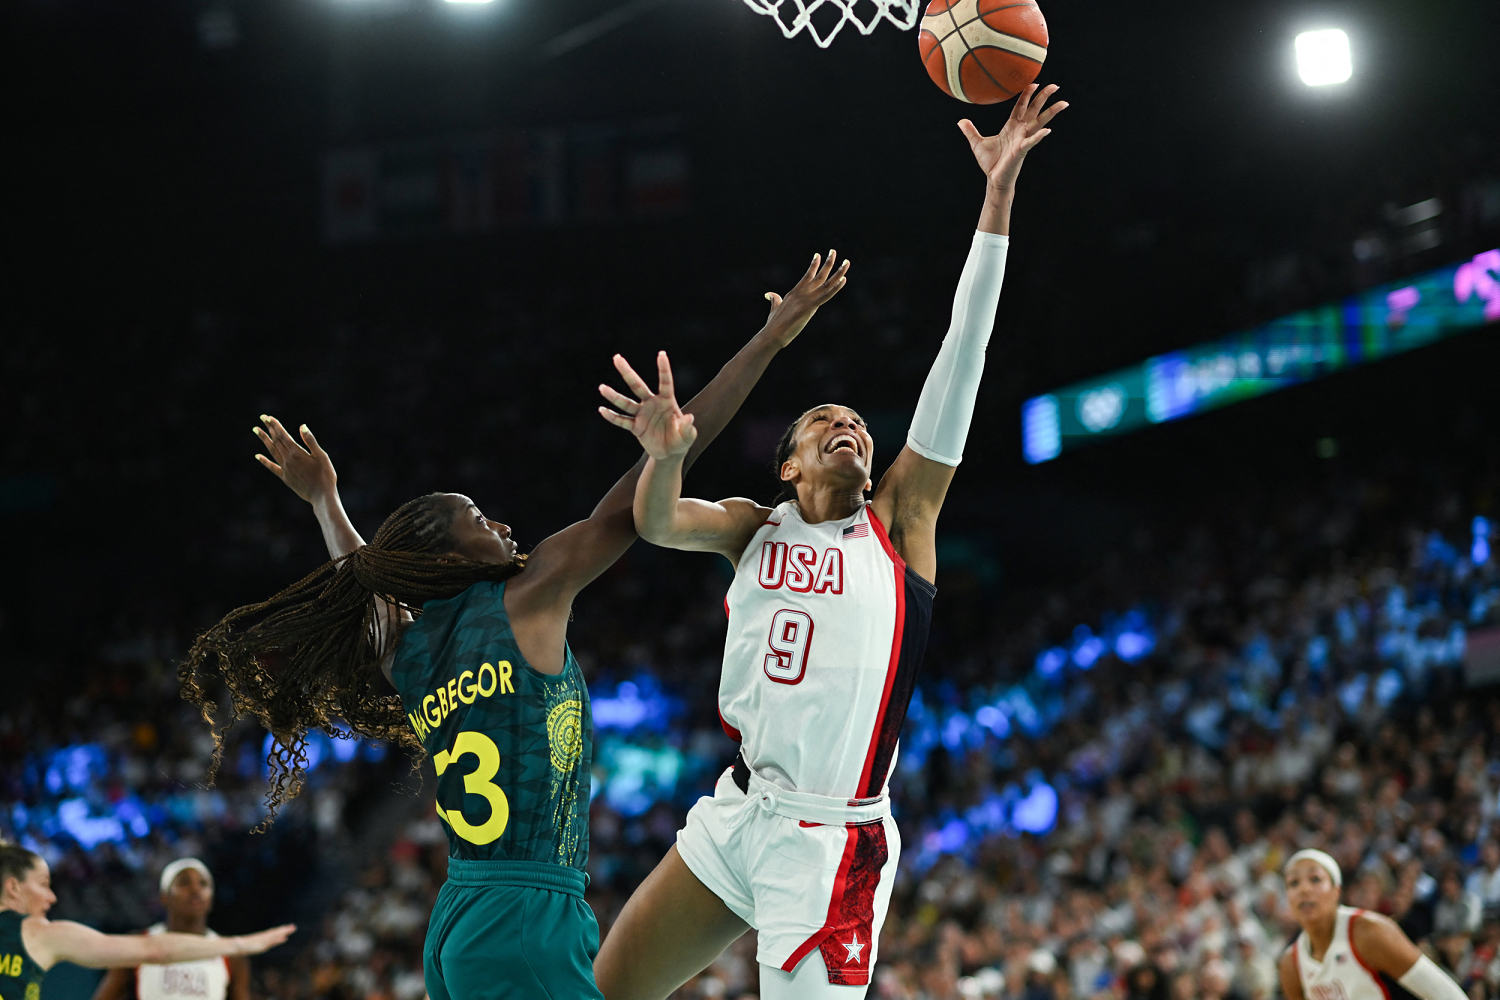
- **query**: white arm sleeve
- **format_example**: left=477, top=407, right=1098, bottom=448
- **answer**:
left=905, top=231, right=1009, bottom=466
left=1397, top=955, right=1468, bottom=1000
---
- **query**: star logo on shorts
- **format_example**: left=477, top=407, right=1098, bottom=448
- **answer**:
left=842, top=933, right=866, bottom=963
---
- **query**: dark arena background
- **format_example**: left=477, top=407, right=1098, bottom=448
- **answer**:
left=7, top=0, right=1500, bottom=996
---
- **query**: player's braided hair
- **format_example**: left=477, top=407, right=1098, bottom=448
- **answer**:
left=181, top=492, right=523, bottom=828
left=0, top=840, right=42, bottom=886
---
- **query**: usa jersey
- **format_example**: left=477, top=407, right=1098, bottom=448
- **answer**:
left=134, top=925, right=231, bottom=1000
left=1293, top=907, right=1392, bottom=1000
left=721, top=501, right=934, bottom=799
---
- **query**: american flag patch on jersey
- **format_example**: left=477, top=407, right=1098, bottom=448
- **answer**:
left=843, top=522, right=869, bottom=538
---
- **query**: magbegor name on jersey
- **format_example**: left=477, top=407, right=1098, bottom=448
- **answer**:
left=407, top=660, right=518, bottom=740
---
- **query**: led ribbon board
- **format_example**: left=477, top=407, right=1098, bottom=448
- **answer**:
left=1022, top=248, right=1500, bottom=464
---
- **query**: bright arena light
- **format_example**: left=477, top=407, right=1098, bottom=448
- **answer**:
left=442, top=0, right=494, bottom=5
left=1295, top=29, right=1352, bottom=86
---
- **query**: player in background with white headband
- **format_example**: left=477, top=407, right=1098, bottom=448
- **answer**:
left=1280, top=848, right=1467, bottom=1000
left=0, top=842, right=292, bottom=1000
left=90, top=858, right=253, bottom=1000
left=596, top=83, right=1066, bottom=1000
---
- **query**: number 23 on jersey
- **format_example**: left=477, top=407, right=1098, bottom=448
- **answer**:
left=432, top=731, right=510, bottom=845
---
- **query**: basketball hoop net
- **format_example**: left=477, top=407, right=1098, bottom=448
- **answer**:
left=740, top=0, right=919, bottom=47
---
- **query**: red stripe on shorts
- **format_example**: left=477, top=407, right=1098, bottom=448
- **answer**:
left=781, top=821, right=889, bottom=986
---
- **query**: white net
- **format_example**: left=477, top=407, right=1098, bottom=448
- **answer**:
left=739, top=0, right=920, bottom=47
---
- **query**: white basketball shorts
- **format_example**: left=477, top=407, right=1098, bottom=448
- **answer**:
left=675, top=759, right=900, bottom=988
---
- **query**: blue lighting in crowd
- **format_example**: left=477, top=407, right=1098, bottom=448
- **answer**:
left=1072, top=629, right=1105, bottom=670
left=1035, top=646, right=1068, bottom=679
left=57, top=798, right=125, bottom=850
left=1307, top=635, right=1330, bottom=671
left=1113, top=629, right=1152, bottom=661
left=593, top=681, right=652, bottom=729
left=596, top=742, right=686, bottom=817
left=930, top=817, right=971, bottom=853
left=1108, top=609, right=1156, bottom=663
left=42, top=745, right=108, bottom=796
left=941, top=713, right=973, bottom=751
left=1475, top=516, right=1492, bottom=565
left=974, top=705, right=1010, bottom=738
left=1013, top=779, right=1059, bottom=835
left=1423, top=530, right=1460, bottom=569
left=1007, top=689, right=1044, bottom=736
left=592, top=673, right=682, bottom=733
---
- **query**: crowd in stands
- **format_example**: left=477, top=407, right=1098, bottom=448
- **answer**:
left=5, top=431, right=1498, bottom=999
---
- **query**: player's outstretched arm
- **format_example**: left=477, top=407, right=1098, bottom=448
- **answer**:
left=254, top=415, right=363, bottom=558
left=520, top=251, right=849, bottom=598
left=599, top=350, right=769, bottom=560
left=962, top=82, right=1067, bottom=236
left=25, top=919, right=295, bottom=972
left=1351, top=912, right=1467, bottom=1000
left=253, top=414, right=406, bottom=676
left=872, top=84, right=1066, bottom=583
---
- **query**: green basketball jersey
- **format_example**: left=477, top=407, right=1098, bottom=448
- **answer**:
left=391, top=580, right=593, bottom=871
left=0, top=910, right=44, bottom=1000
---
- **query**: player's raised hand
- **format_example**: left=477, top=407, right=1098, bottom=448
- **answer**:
left=760, top=249, right=852, bottom=349
left=234, top=923, right=297, bottom=956
left=253, top=414, right=337, bottom=504
left=958, top=82, right=1067, bottom=190
left=598, top=351, right=698, bottom=462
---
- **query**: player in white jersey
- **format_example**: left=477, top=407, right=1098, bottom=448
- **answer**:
left=91, top=859, right=249, bottom=1000
left=593, top=83, right=1067, bottom=1000
left=1279, top=849, right=1467, bottom=1000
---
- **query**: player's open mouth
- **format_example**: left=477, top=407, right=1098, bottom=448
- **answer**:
left=825, top=435, right=861, bottom=457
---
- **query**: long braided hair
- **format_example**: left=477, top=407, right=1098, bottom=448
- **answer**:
left=181, top=493, right=523, bottom=827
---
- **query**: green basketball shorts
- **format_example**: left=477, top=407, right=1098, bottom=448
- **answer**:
left=424, top=858, right=603, bottom=1000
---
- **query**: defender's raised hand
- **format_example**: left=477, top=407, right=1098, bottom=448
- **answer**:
left=958, top=82, right=1068, bottom=191
left=253, top=414, right=337, bottom=505
left=598, top=351, right=698, bottom=462
left=760, top=249, right=852, bottom=349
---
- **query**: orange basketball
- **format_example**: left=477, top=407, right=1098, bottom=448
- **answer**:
left=918, top=0, right=1049, bottom=105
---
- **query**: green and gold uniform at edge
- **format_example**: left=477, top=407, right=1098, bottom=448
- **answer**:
left=0, top=910, right=45, bottom=1000
left=392, top=578, right=601, bottom=1000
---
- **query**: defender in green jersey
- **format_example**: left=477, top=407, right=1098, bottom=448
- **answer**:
left=183, top=250, right=851, bottom=999
left=0, top=841, right=293, bottom=1000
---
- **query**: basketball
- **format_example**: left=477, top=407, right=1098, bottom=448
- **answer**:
left=918, top=0, right=1049, bottom=105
